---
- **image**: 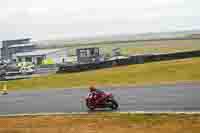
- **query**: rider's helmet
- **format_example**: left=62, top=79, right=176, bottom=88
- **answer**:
left=89, top=85, right=96, bottom=92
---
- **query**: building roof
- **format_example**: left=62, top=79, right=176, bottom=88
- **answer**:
left=8, top=43, right=35, bottom=48
left=3, top=38, right=31, bottom=43
left=13, top=49, right=64, bottom=57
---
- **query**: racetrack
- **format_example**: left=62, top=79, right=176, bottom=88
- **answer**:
left=0, top=83, right=200, bottom=115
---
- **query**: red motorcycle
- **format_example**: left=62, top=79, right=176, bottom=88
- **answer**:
left=85, top=91, right=119, bottom=110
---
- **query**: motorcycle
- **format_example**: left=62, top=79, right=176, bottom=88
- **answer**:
left=85, top=91, right=119, bottom=110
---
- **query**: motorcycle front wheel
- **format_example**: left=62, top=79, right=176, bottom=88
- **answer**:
left=108, top=99, right=119, bottom=110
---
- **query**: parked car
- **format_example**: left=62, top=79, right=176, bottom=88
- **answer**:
left=17, top=62, right=35, bottom=69
left=5, top=62, right=36, bottom=76
left=0, top=64, right=7, bottom=80
left=19, top=66, right=35, bottom=75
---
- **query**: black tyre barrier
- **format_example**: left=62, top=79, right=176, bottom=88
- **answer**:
left=57, top=50, right=200, bottom=73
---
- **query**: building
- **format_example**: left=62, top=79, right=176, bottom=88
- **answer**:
left=76, top=47, right=104, bottom=64
left=0, top=38, right=68, bottom=65
left=0, top=41, right=2, bottom=59
left=13, top=48, right=68, bottom=65
left=1, top=38, right=35, bottom=60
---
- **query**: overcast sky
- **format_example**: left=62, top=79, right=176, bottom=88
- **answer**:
left=0, top=0, right=200, bottom=40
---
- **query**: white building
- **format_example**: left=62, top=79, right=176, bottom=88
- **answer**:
left=13, top=48, right=68, bottom=64
left=1, top=38, right=35, bottom=60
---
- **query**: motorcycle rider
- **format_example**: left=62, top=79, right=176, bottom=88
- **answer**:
left=89, top=85, right=105, bottom=104
left=89, top=85, right=104, bottom=93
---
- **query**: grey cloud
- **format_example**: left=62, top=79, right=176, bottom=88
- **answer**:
left=0, top=0, right=199, bottom=40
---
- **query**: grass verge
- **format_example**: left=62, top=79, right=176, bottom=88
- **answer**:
left=0, top=113, right=200, bottom=133
left=1, top=57, right=200, bottom=91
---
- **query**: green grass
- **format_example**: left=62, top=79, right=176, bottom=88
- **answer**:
left=1, top=57, right=200, bottom=91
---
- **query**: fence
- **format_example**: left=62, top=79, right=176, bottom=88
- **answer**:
left=57, top=50, right=200, bottom=73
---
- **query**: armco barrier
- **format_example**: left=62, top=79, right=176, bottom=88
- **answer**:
left=57, top=50, right=200, bottom=73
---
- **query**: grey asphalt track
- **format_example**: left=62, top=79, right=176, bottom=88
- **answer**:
left=0, top=83, right=200, bottom=115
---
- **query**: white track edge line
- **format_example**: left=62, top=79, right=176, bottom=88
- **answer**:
left=1, top=111, right=200, bottom=117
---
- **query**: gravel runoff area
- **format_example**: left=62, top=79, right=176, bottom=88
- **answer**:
left=0, top=112, right=200, bottom=133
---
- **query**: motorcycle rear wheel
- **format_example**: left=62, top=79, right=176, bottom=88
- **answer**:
left=86, top=102, right=95, bottom=111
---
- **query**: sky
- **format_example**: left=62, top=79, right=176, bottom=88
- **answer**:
left=0, top=0, right=200, bottom=40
